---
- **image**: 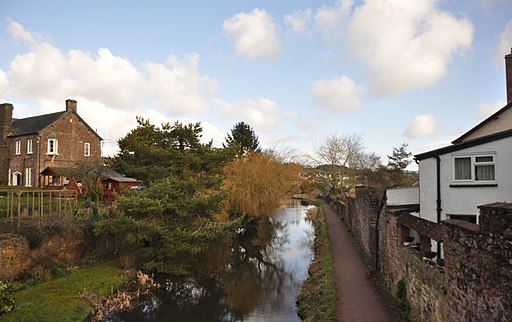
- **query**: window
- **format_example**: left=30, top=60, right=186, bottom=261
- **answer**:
left=84, top=142, right=91, bottom=157
left=27, top=139, right=33, bottom=154
left=15, top=140, right=21, bottom=155
left=47, top=138, right=58, bottom=155
left=453, top=154, right=495, bottom=182
left=25, top=168, right=32, bottom=187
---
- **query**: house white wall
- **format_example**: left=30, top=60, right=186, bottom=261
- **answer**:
left=419, top=135, right=512, bottom=223
left=387, top=187, right=419, bottom=206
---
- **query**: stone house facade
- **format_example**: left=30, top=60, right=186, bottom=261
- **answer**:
left=0, top=99, right=102, bottom=187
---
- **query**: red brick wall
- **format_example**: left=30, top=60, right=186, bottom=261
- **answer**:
left=8, top=111, right=101, bottom=187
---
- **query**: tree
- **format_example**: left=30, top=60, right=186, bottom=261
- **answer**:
left=223, top=122, right=260, bottom=155
left=311, top=133, right=366, bottom=194
left=223, top=152, right=300, bottom=217
left=387, top=143, right=412, bottom=172
left=387, top=143, right=413, bottom=186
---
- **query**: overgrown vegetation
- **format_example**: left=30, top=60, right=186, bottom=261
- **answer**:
left=0, top=281, right=15, bottom=316
left=1, top=262, right=127, bottom=322
left=297, top=201, right=336, bottom=322
left=397, top=278, right=411, bottom=321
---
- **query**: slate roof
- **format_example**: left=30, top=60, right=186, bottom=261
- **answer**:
left=397, top=213, right=444, bottom=241
left=10, top=111, right=67, bottom=137
left=100, top=168, right=141, bottom=183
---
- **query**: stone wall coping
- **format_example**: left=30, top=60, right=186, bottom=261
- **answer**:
left=442, top=219, right=479, bottom=233
left=478, top=202, right=512, bottom=210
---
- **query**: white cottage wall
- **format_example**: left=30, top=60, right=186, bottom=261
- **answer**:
left=419, top=135, right=512, bottom=223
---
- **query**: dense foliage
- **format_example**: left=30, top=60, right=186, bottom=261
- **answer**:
left=223, top=152, right=300, bottom=217
left=98, top=119, right=298, bottom=274
left=223, top=121, right=261, bottom=155
left=0, top=281, right=15, bottom=316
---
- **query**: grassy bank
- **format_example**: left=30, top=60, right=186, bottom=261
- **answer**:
left=1, top=262, right=127, bottom=322
left=297, top=201, right=336, bottom=322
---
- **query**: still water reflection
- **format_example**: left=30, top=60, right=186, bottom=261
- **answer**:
left=111, top=199, right=315, bottom=322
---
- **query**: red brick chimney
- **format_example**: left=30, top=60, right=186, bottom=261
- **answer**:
left=0, top=103, right=13, bottom=185
left=66, top=99, right=77, bottom=113
left=506, top=48, right=512, bottom=103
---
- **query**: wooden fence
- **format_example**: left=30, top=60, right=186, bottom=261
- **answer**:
left=0, top=188, right=78, bottom=226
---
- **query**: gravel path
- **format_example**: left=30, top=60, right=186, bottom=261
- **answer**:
left=319, top=199, right=394, bottom=322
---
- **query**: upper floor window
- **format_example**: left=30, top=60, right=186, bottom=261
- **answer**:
left=454, top=154, right=495, bottom=182
left=27, top=139, right=33, bottom=154
left=47, top=138, right=58, bottom=155
left=84, top=142, right=91, bottom=157
left=15, top=140, right=21, bottom=155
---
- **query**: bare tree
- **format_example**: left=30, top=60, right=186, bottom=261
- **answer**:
left=311, top=133, right=366, bottom=194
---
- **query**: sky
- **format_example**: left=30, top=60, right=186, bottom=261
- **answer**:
left=1, top=0, right=511, bottom=170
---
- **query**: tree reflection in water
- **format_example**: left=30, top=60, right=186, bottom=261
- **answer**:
left=111, top=201, right=313, bottom=322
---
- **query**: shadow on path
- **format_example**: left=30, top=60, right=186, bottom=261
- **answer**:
left=319, top=199, right=393, bottom=322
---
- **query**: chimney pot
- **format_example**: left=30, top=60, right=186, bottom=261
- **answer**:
left=66, top=99, right=77, bottom=113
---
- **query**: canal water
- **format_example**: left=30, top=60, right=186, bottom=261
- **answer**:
left=110, top=199, right=315, bottom=322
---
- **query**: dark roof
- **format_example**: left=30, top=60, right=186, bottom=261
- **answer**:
left=451, top=101, right=512, bottom=144
left=40, top=166, right=141, bottom=183
left=414, top=128, right=512, bottom=161
left=100, top=168, right=141, bottom=183
left=397, top=213, right=444, bottom=241
left=10, top=111, right=67, bottom=137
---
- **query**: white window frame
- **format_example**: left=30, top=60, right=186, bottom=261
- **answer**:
left=25, top=168, right=32, bottom=187
left=84, top=142, right=91, bottom=157
left=12, top=171, right=22, bottom=186
left=47, top=138, right=58, bottom=155
left=453, top=153, right=496, bottom=183
left=27, top=139, right=33, bottom=154
left=15, top=140, right=21, bottom=155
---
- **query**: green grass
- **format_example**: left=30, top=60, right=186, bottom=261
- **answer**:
left=297, top=203, right=337, bottom=322
left=0, top=262, right=128, bottom=322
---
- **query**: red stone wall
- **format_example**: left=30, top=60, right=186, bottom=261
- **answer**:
left=345, top=189, right=512, bottom=321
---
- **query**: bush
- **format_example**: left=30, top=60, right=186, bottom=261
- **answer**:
left=0, top=281, right=15, bottom=316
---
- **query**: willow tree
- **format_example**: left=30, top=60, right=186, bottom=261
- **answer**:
left=223, top=152, right=300, bottom=217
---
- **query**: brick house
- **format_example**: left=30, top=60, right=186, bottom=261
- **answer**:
left=0, top=99, right=102, bottom=187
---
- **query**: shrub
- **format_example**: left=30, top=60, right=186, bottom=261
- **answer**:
left=0, top=281, right=15, bottom=316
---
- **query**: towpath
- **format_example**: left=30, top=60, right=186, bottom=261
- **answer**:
left=319, top=199, right=394, bottom=322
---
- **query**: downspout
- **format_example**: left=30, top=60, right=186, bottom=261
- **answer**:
left=435, top=155, right=442, bottom=260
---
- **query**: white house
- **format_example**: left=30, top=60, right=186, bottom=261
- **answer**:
left=414, top=48, right=512, bottom=224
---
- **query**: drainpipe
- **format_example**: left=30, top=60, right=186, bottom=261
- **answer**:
left=435, top=155, right=442, bottom=260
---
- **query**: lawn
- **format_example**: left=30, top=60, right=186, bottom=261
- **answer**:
left=1, top=262, right=128, bottom=322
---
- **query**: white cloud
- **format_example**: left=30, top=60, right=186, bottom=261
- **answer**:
left=284, top=9, right=312, bottom=33
left=494, top=19, right=512, bottom=65
left=7, top=43, right=146, bottom=107
left=283, top=111, right=316, bottom=131
left=345, top=0, right=473, bottom=96
left=2, top=21, right=222, bottom=155
left=223, top=8, right=282, bottom=61
left=214, top=97, right=280, bottom=133
left=315, top=0, right=354, bottom=32
left=312, top=76, right=365, bottom=112
left=0, top=69, right=8, bottom=95
left=144, top=53, right=219, bottom=115
left=476, top=100, right=506, bottom=120
left=404, top=114, right=439, bottom=139
left=7, top=20, right=39, bottom=47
